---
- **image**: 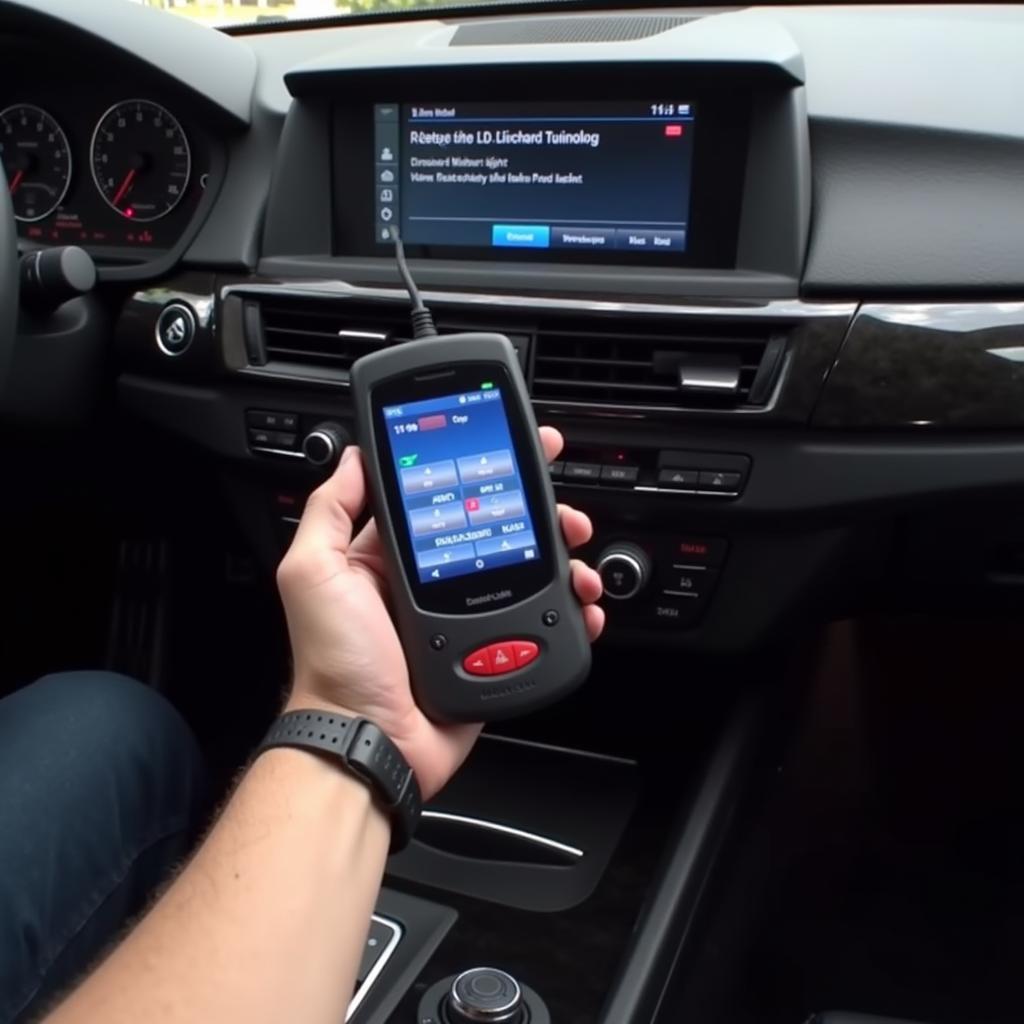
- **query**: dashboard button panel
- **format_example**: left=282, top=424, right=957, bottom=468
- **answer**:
left=564, top=462, right=602, bottom=482
left=247, top=409, right=299, bottom=431
left=601, top=464, right=640, bottom=485
left=590, top=534, right=728, bottom=631
left=658, top=468, right=698, bottom=488
left=675, top=536, right=728, bottom=566
left=553, top=446, right=751, bottom=498
left=249, top=428, right=297, bottom=451
left=697, top=470, right=742, bottom=493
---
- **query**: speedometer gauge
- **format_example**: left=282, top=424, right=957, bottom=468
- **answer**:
left=90, top=99, right=190, bottom=222
left=0, top=104, right=72, bottom=222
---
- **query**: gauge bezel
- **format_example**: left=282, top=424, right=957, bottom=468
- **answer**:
left=0, top=103, right=73, bottom=223
left=89, top=98, right=192, bottom=223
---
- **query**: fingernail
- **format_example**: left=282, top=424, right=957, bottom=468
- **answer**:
left=340, top=445, right=357, bottom=464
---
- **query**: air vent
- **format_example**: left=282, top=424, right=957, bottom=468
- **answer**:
left=532, top=319, right=786, bottom=411
left=250, top=298, right=410, bottom=381
left=449, top=14, right=700, bottom=46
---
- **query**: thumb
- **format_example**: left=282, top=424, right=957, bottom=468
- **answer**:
left=291, top=446, right=366, bottom=558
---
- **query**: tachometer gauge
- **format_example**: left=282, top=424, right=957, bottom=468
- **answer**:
left=90, top=99, right=190, bottom=222
left=0, top=104, right=72, bottom=222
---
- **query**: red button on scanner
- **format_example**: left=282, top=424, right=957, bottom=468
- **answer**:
left=464, top=640, right=541, bottom=678
left=489, top=643, right=516, bottom=674
left=462, top=647, right=492, bottom=676
left=513, top=641, right=539, bottom=668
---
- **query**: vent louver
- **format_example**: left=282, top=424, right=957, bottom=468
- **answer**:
left=253, top=299, right=410, bottom=380
left=532, top=319, right=784, bottom=410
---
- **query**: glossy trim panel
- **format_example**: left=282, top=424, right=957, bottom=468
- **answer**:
left=814, top=302, right=1024, bottom=429
left=345, top=913, right=402, bottom=1021
left=420, top=810, right=585, bottom=859
left=221, top=279, right=856, bottom=321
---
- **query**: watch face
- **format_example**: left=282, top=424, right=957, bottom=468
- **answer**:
left=372, top=362, right=555, bottom=615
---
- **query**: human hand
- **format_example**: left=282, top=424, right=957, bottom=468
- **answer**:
left=276, top=426, right=605, bottom=799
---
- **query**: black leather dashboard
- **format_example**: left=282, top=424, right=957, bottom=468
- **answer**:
left=6, top=0, right=1024, bottom=660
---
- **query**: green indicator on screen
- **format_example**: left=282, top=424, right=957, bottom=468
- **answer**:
left=481, top=381, right=494, bottom=390
left=398, top=454, right=418, bottom=468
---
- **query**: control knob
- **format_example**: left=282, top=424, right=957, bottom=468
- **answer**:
left=446, top=967, right=524, bottom=1023
left=302, top=421, right=349, bottom=468
left=596, top=542, right=651, bottom=600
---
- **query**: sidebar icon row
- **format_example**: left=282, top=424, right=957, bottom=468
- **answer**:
left=374, top=103, right=399, bottom=243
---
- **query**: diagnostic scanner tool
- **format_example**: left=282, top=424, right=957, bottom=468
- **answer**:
left=350, top=232, right=591, bottom=722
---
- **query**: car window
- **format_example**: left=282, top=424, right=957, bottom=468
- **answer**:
left=126, top=0, right=509, bottom=29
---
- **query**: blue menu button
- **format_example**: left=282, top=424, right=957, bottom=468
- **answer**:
left=492, top=224, right=550, bottom=249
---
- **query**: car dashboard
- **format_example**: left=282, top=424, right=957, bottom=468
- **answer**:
left=4, top=2, right=1024, bottom=1022
left=107, top=4, right=1024, bottom=651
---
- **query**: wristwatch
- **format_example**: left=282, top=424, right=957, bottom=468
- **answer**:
left=257, top=709, right=422, bottom=851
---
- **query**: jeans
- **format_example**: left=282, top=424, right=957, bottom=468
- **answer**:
left=0, top=672, right=205, bottom=1023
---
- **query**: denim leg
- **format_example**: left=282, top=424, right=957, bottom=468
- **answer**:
left=0, top=672, right=205, bottom=1022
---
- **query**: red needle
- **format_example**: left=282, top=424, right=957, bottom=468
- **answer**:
left=111, top=168, right=136, bottom=209
left=8, top=169, right=23, bottom=194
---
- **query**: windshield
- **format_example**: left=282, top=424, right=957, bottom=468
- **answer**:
left=129, top=0, right=496, bottom=29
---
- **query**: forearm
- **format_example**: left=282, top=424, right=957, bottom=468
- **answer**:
left=47, top=747, right=390, bottom=1024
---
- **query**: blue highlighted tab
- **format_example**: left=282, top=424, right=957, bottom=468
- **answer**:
left=492, top=224, right=550, bottom=249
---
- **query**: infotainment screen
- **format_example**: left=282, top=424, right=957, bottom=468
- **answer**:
left=381, top=384, right=541, bottom=585
left=372, top=101, right=695, bottom=256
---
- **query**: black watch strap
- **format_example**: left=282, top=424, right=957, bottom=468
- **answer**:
left=258, top=709, right=422, bottom=852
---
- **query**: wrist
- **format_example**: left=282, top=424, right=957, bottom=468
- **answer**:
left=284, top=689, right=362, bottom=721
left=250, top=746, right=391, bottom=846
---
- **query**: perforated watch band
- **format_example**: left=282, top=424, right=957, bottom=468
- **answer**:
left=258, top=709, right=422, bottom=852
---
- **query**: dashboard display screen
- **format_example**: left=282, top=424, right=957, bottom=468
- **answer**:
left=373, top=101, right=695, bottom=256
left=382, top=385, right=541, bottom=585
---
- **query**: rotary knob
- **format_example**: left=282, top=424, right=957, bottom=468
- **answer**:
left=301, top=421, right=349, bottom=468
left=446, top=967, right=524, bottom=1023
left=596, top=542, right=651, bottom=601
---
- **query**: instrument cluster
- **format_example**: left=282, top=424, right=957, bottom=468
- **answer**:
left=0, top=89, right=209, bottom=257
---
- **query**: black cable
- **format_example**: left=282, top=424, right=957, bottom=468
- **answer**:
left=389, top=226, right=437, bottom=339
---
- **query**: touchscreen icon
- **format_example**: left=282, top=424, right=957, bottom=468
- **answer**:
left=380, top=207, right=393, bottom=222
left=379, top=168, right=395, bottom=183
left=379, top=146, right=394, bottom=162
left=380, top=188, right=394, bottom=203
